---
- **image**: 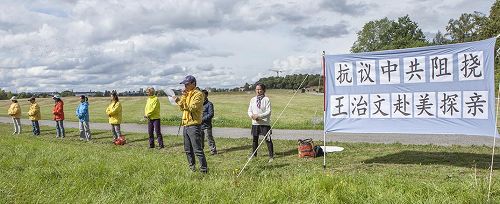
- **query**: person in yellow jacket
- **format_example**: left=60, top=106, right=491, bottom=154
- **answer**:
left=144, top=87, right=164, bottom=149
left=27, top=97, right=41, bottom=136
left=106, top=91, right=123, bottom=141
left=175, top=75, right=207, bottom=173
left=7, top=96, right=22, bottom=135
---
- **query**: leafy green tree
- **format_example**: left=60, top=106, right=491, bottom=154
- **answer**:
left=432, top=30, right=451, bottom=45
left=351, top=15, right=428, bottom=53
left=445, top=12, right=488, bottom=43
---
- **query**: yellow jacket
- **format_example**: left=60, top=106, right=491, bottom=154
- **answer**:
left=28, top=102, right=41, bottom=121
left=176, top=89, right=203, bottom=126
left=8, top=102, right=21, bottom=119
left=145, top=96, right=161, bottom=120
left=106, top=101, right=122, bottom=124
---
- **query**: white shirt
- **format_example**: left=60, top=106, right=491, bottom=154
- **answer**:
left=247, top=96, right=271, bottom=125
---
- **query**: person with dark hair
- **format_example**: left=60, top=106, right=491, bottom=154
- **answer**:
left=27, top=97, right=41, bottom=136
left=201, top=89, right=217, bottom=155
left=247, top=83, right=274, bottom=162
left=106, top=91, right=123, bottom=140
left=76, top=95, right=91, bottom=141
left=175, top=75, right=208, bottom=173
left=7, top=96, right=21, bottom=135
left=52, top=94, right=65, bottom=138
left=144, top=87, right=164, bottom=149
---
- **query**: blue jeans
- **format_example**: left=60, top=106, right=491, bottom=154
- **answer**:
left=31, top=120, right=40, bottom=135
left=55, top=120, right=65, bottom=138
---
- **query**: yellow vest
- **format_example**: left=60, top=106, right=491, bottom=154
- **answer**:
left=106, top=101, right=122, bottom=124
left=177, top=89, right=203, bottom=126
left=28, top=103, right=41, bottom=121
left=145, top=96, right=161, bottom=120
left=8, top=103, right=21, bottom=119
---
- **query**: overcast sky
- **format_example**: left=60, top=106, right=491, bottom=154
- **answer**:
left=0, top=0, right=495, bottom=92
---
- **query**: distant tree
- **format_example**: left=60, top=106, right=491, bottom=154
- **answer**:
left=156, top=90, right=166, bottom=96
left=243, top=83, right=250, bottom=91
left=60, top=90, right=74, bottom=97
left=432, top=30, right=451, bottom=45
left=445, top=12, right=488, bottom=43
left=351, top=15, right=428, bottom=53
left=94, top=92, right=104, bottom=97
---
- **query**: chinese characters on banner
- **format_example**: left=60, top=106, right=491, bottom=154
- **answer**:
left=325, top=38, right=497, bottom=136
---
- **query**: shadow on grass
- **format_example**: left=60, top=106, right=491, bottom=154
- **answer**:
left=275, top=148, right=297, bottom=158
left=219, top=145, right=252, bottom=154
left=364, top=151, right=500, bottom=169
left=167, top=142, right=183, bottom=148
left=127, top=137, right=149, bottom=144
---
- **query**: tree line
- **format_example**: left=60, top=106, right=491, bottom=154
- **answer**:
left=351, top=1, right=499, bottom=84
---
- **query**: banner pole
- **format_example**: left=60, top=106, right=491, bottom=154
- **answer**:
left=487, top=46, right=500, bottom=201
left=322, top=51, right=327, bottom=170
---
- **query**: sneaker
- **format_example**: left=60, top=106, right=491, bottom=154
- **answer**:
left=189, top=166, right=196, bottom=172
left=268, top=158, right=274, bottom=163
left=12, top=132, right=16, bottom=135
left=200, top=169, right=208, bottom=174
left=210, top=150, right=217, bottom=155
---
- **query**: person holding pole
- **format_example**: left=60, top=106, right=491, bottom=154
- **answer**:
left=8, top=96, right=22, bottom=135
left=144, top=87, right=164, bottom=149
left=175, top=75, right=208, bottom=173
left=27, top=97, right=41, bottom=136
left=248, top=83, right=274, bottom=162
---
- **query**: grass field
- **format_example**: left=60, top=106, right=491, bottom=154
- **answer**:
left=0, top=90, right=324, bottom=130
left=1, top=123, right=500, bottom=203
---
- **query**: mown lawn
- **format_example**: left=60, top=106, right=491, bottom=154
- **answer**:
left=0, top=123, right=499, bottom=203
left=0, top=90, right=324, bottom=130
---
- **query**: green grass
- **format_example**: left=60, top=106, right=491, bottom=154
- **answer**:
left=0, top=90, right=324, bottom=129
left=1, top=123, right=500, bottom=203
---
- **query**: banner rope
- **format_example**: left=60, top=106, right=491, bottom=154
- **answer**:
left=237, top=74, right=309, bottom=178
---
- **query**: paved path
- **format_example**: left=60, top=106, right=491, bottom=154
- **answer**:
left=0, top=117, right=497, bottom=147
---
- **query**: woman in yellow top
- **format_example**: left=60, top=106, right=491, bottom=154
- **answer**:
left=106, top=91, right=122, bottom=140
left=27, top=97, right=41, bottom=136
left=7, top=96, right=22, bottom=135
left=144, top=87, right=164, bottom=149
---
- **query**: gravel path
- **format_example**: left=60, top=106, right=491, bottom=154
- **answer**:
left=0, top=117, right=497, bottom=147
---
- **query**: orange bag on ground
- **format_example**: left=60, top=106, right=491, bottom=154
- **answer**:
left=114, top=135, right=127, bottom=145
left=298, top=138, right=315, bottom=158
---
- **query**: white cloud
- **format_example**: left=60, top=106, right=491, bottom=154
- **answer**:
left=0, top=0, right=495, bottom=92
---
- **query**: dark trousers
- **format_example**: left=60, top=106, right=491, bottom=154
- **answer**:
left=251, top=125, right=274, bottom=158
left=31, top=120, right=40, bottom=135
left=148, top=119, right=164, bottom=148
left=201, top=128, right=217, bottom=153
left=183, top=125, right=207, bottom=172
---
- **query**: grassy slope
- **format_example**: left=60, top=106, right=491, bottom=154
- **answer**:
left=0, top=90, right=324, bottom=130
left=0, top=124, right=499, bottom=203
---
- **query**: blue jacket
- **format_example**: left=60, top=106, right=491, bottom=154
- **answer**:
left=76, top=102, right=90, bottom=122
left=201, top=99, right=214, bottom=129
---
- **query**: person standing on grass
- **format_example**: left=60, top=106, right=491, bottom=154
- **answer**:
left=174, top=75, right=208, bottom=173
left=76, top=95, right=91, bottom=141
left=52, top=94, right=65, bottom=138
left=144, top=87, right=164, bottom=149
left=27, top=97, right=41, bottom=136
left=248, top=83, right=274, bottom=162
left=201, top=89, right=217, bottom=155
left=7, top=96, right=22, bottom=135
left=106, top=91, right=122, bottom=141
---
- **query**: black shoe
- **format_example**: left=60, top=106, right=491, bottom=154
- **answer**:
left=189, top=166, right=196, bottom=172
left=200, top=169, right=208, bottom=174
left=158, top=146, right=164, bottom=149
left=210, top=151, right=217, bottom=155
